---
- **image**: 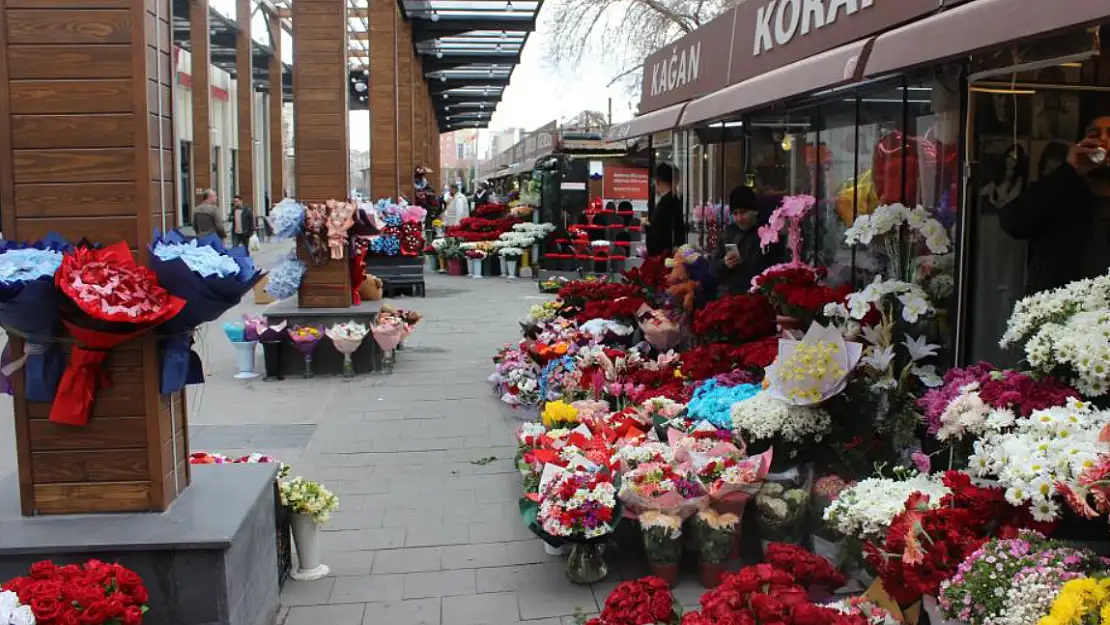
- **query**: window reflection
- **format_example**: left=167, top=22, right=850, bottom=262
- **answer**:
left=817, top=102, right=857, bottom=286
left=855, top=87, right=906, bottom=283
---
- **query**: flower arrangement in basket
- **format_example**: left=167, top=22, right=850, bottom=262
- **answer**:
left=52, top=241, right=186, bottom=426
left=2, top=560, right=150, bottom=625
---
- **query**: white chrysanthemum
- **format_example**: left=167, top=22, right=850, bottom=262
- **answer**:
left=823, top=474, right=950, bottom=540
left=730, top=391, right=831, bottom=445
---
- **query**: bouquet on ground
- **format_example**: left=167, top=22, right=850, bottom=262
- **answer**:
left=279, top=477, right=339, bottom=523
left=730, top=391, right=832, bottom=465
left=639, top=512, right=684, bottom=584
left=692, top=507, right=741, bottom=568
left=585, top=577, right=682, bottom=625
left=0, top=233, right=68, bottom=402
left=754, top=473, right=813, bottom=548
left=150, top=229, right=264, bottom=393
left=1040, top=577, right=1110, bottom=625
left=692, top=448, right=773, bottom=515
left=764, top=542, right=847, bottom=597
left=371, top=310, right=407, bottom=353
left=618, top=461, right=707, bottom=519
left=53, top=241, right=186, bottom=425
left=822, top=472, right=949, bottom=542
left=288, top=326, right=323, bottom=378
left=2, top=560, right=150, bottom=625
left=527, top=467, right=620, bottom=547
left=938, top=532, right=1107, bottom=625
left=325, top=321, right=369, bottom=377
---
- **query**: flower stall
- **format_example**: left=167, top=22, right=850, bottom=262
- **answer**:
left=489, top=193, right=1110, bottom=624
left=431, top=202, right=556, bottom=279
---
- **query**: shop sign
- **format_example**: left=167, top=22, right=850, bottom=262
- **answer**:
left=524, top=121, right=558, bottom=161
left=638, top=9, right=736, bottom=114
left=731, top=0, right=955, bottom=84
left=603, top=167, right=650, bottom=201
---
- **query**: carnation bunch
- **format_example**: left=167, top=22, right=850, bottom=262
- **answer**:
left=279, top=477, right=340, bottom=523
left=730, top=391, right=832, bottom=460
left=536, top=469, right=618, bottom=540
left=823, top=473, right=950, bottom=541
left=619, top=462, right=707, bottom=519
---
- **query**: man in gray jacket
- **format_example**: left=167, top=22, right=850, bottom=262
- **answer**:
left=193, top=189, right=226, bottom=240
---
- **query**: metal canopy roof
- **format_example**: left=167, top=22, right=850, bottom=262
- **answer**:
left=399, top=0, right=542, bottom=132
left=172, top=0, right=294, bottom=102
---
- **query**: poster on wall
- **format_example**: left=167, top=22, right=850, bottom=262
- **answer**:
left=603, top=166, right=650, bottom=213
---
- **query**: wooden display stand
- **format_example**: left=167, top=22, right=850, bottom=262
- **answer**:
left=10, top=338, right=189, bottom=516
left=295, top=238, right=353, bottom=309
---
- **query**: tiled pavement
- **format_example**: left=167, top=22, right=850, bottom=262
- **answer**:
left=0, top=248, right=710, bottom=625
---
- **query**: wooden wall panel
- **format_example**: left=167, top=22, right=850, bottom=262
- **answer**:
left=236, top=0, right=253, bottom=208
left=292, top=0, right=348, bottom=203
left=369, top=0, right=398, bottom=199
left=268, top=10, right=284, bottom=201
left=397, top=19, right=413, bottom=200
left=0, top=0, right=187, bottom=516
left=189, top=0, right=211, bottom=197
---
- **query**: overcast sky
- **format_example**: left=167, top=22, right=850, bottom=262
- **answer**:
left=349, top=6, right=638, bottom=151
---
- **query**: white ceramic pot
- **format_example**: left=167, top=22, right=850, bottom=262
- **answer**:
left=499, top=256, right=508, bottom=276
left=290, top=512, right=330, bottom=581
left=506, top=260, right=518, bottom=279
left=425, top=255, right=438, bottom=272
left=469, top=259, right=484, bottom=278
left=232, top=341, right=261, bottom=380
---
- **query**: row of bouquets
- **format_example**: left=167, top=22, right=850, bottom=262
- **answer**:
left=0, top=231, right=262, bottom=425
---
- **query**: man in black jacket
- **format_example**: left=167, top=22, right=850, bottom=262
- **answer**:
left=645, top=163, right=686, bottom=256
left=1001, top=115, right=1110, bottom=295
left=230, top=195, right=255, bottom=255
left=714, top=186, right=775, bottom=295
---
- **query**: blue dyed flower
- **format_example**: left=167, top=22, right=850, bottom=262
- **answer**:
left=265, top=253, right=307, bottom=299
left=153, top=240, right=241, bottom=278
left=0, top=248, right=63, bottom=284
left=269, top=199, right=306, bottom=239
left=686, top=380, right=762, bottom=429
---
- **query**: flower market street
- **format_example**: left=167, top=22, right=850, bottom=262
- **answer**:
left=0, top=243, right=676, bottom=625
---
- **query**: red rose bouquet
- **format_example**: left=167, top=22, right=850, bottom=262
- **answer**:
left=2, top=559, right=149, bottom=625
left=691, top=294, right=776, bottom=344
left=679, top=339, right=779, bottom=382
left=587, top=577, right=681, bottom=625
left=577, top=296, right=646, bottom=323
left=751, top=264, right=851, bottom=323
left=763, top=543, right=846, bottom=591
left=52, top=242, right=186, bottom=426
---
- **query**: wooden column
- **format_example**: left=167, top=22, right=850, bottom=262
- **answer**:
left=412, top=57, right=425, bottom=172
left=396, top=19, right=413, bottom=199
left=292, top=0, right=349, bottom=201
left=267, top=9, right=284, bottom=201
left=0, top=0, right=188, bottom=515
left=369, top=0, right=398, bottom=199
left=190, top=0, right=212, bottom=198
left=236, top=0, right=253, bottom=207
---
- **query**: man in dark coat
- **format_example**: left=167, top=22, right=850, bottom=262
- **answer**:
left=1001, top=115, right=1110, bottom=295
left=230, top=194, right=255, bottom=255
left=714, top=186, right=776, bottom=295
left=645, top=163, right=686, bottom=256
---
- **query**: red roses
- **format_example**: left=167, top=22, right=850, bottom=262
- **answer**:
left=588, top=576, right=680, bottom=625
left=444, top=216, right=521, bottom=242
left=762, top=543, right=846, bottom=590
left=751, top=265, right=851, bottom=321
left=2, top=559, right=149, bottom=625
left=691, top=295, right=776, bottom=344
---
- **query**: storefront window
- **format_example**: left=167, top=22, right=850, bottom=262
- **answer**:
left=816, top=101, right=857, bottom=286
left=854, top=86, right=908, bottom=283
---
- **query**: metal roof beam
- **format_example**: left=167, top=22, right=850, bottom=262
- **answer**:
left=411, top=18, right=534, bottom=42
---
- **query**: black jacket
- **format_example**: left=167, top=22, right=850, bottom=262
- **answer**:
left=231, top=206, right=255, bottom=237
left=646, top=192, right=686, bottom=256
left=713, top=223, right=774, bottom=295
left=999, top=164, right=1098, bottom=295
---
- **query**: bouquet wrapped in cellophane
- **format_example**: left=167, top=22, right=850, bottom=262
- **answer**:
left=326, top=320, right=368, bottom=377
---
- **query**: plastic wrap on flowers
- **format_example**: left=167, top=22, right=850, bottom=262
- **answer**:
left=223, top=322, right=247, bottom=343
left=636, top=304, right=683, bottom=351
left=326, top=321, right=368, bottom=377
left=0, top=232, right=69, bottom=402
left=269, top=198, right=306, bottom=239
left=289, top=325, right=323, bottom=378
left=764, top=322, right=862, bottom=405
left=325, top=200, right=356, bottom=259
left=371, top=313, right=406, bottom=352
left=265, top=253, right=307, bottom=300
left=53, top=241, right=186, bottom=425
left=150, top=230, right=264, bottom=394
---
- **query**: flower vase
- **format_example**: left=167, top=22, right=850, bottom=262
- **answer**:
left=520, top=250, right=530, bottom=270
left=425, top=255, right=438, bottom=272
left=469, top=259, right=484, bottom=278
left=698, top=561, right=727, bottom=588
left=437, top=256, right=448, bottom=273
left=262, top=342, right=284, bottom=381
left=543, top=542, right=567, bottom=556
left=565, top=543, right=607, bottom=584
left=712, top=499, right=750, bottom=560
left=499, top=256, right=508, bottom=276
left=303, top=354, right=315, bottom=379
left=342, top=354, right=356, bottom=378
left=290, top=513, right=330, bottom=581
left=447, top=258, right=465, bottom=276
left=506, top=260, right=518, bottom=279
left=232, top=341, right=261, bottom=380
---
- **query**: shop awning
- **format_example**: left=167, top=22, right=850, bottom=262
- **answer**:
left=605, top=101, right=689, bottom=142
left=864, top=0, right=1108, bottom=79
left=680, top=37, right=874, bottom=127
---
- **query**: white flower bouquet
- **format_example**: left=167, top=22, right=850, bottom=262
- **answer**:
left=279, top=476, right=340, bottom=524
left=822, top=473, right=950, bottom=540
left=0, top=590, right=34, bottom=625
left=498, top=246, right=525, bottom=258
left=730, top=391, right=831, bottom=462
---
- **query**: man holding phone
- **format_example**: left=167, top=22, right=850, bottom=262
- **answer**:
left=1001, top=114, right=1110, bottom=295
left=715, top=186, right=775, bottom=295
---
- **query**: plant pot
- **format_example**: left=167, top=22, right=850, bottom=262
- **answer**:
left=469, top=258, right=484, bottom=278
left=698, top=561, right=728, bottom=588
left=566, top=543, right=608, bottom=584
left=262, top=341, right=284, bottom=381
left=447, top=258, right=465, bottom=276
left=290, top=513, right=330, bottom=581
left=499, top=256, right=508, bottom=276
left=232, top=341, right=261, bottom=379
left=506, top=259, right=519, bottom=279
left=425, top=255, right=438, bottom=272
left=437, top=256, right=448, bottom=273
left=650, top=563, right=679, bottom=587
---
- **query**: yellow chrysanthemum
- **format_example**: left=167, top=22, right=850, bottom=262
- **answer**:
left=541, top=400, right=579, bottom=429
